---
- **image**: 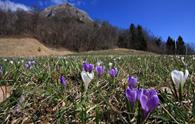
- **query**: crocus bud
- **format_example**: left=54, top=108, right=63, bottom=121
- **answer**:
left=60, top=75, right=67, bottom=87
left=109, top=62, right=113, bottom=68
left=83, top=62, right=94, bottom=73
left=109, top=68, right=118, bottom=78
left=96, top=65, right=104, bottom=77
left=126, top=87, right=137, bottom=103
left=171, top=69, right=189, bottom=89
left=81, top=71, right=94, bottom=91
left=10, top=61, right=14, bottom=64
left=128, top=76, right=138, bottom=88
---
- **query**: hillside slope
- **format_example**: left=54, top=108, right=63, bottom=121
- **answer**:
left=0, top=37, right=156, bottom=57
left=0, top=37, right=72, bottom=57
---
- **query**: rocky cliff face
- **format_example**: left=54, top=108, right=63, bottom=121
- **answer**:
left=40, top=3, right=93, bottom=23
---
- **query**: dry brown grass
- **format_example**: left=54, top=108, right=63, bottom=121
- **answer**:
left=0, top=37, right=73, bottom=57
left=0, top=86, right=12, bottom=103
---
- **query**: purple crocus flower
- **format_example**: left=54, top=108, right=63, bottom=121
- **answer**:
left=139, top=89, right=160, bottom=118
left=83, top=62, right=94, bottom=73
left=109, top=68, right=118, bottom=78
left=24, top=63, right=30, bottom=69
left=128, top=76, right=138, bottom=88
left=126, top=87, right=137, bottom=104
left=96, top=65, right=104, bottom=77
left=60, top=75, right=67, bottom=87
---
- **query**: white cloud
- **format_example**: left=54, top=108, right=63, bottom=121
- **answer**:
left=0, top=0, right=31, bottom=12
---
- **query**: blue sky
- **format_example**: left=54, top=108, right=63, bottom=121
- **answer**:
left=3, top=0, right=195, bottom=43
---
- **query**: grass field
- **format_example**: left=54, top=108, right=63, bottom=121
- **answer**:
left=0, top=54, right=195, bottom=123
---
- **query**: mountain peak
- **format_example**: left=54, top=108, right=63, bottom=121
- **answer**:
left=40, top=3, right=93, bottom=23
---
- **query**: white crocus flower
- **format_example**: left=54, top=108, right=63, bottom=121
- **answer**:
left=81, top=71, right=94, bottom=91
left=181, top=56, right=184, bottom=60
left=109, top=62, right=113, bottom=68
left=171, top=69, right=189, bottom=89
left=10, top=61, right=14, bottom=64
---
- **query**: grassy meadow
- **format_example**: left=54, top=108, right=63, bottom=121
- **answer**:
left=0, top=54, right=195, bottom=123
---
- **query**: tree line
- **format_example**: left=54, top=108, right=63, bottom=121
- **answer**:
left=0, top=10, right=194, bottom=54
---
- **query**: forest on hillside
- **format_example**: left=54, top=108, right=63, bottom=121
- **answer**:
left=0, top=9, right=194, bottom=54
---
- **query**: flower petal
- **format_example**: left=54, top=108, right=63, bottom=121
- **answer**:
left=128, top=76, right=138, bottom=88
left=147, top=95, right=160, bottom=112
left=87, top=72, right=94, bottom=80
left=136, top=88, right=143, bottom=101
left=140, top=94, right=148, bottom=112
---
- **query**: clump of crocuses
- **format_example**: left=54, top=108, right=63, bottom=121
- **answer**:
left=24, top=60, right=36, bottom=69
left=125, top=76, right=160, bottom=123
